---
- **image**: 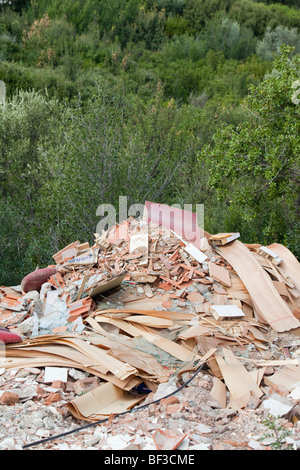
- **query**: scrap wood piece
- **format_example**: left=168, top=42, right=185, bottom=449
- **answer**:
left=56, top=336, right=138, bottom=381
left=4, top=337, right=140, bottom=390
left=3, top=356, right=140, bottom=391
left=131, top=322, right=202, bottom=363
left=184, top=244, right=207, bottom=264
left=130, top=272, right=157, bottom=283
left=94, top=308, right=196, bottom=321
left=209, top=261, right=231, bottom=288
left=263, top=364, right=300, bottom=392
left=227, top=275, right=248, bottom=294
left=267, top=243, right=300, bottom=294
left=211, top=376, right=227, bottom=408
left=94, top=316, right=201, bottom=363
left=9, top=333, right=138, bottom=381
left=218, top=240, right=300, bottom=332
left=67, top=382, right=144, bottom=422
left=249, top=367, right=266, bottom=389
left=243, top=324, right=267, bottom=345
left=52, top=241, right=80, bottom=264
left=214, top=284, right=228, bottom=295
left=193, top=326, right=247, bottom=350
left=88, top=272, right=127, bottom=297
left=209, top=232, right=240, bottom=246
left=65, top=248, right=98, bottom=266
left=252, top=251, right=287, bottom=285
left=76, top=272, right=90, bottom=300
left=125, top=315, right=174, bottom=329
left=4, top=343, right=109, bottom=374
left=87, top=332, right=168, bottom=380
left=122, top=297, right=164, bottom=310
left=258, top=246, right=282, bottom=266
left=214, top=347, right=263, bottom=409
left=76, top=241, right=91, bottom=253
left=178, top=325, right=212, bottom=340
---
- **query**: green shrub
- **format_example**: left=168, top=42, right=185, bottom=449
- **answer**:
left=256, top=25, right=300, bottom=60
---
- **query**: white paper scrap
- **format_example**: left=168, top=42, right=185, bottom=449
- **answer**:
left=44, top=366, right=68, bottom=383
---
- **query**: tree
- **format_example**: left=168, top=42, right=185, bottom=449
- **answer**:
left=200, top=47, right=300, bottom=255
left=0, top=90, right=64, bottom=283
left=256, top=25, right=300, bottom=61
left=35, top=79, right=200, bottom=251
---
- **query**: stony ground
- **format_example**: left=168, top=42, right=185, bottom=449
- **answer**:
left=1, top=336, right=300, bottom=452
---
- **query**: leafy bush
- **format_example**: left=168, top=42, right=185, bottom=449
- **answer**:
left=200, top=47, right=300, bottom=255
left=0, top=61, right=77, bottom=100
left=182, top=0, right=233, bottom=32
left=228, top=0, right=300, bottom=37
left=161, top=33, right=207, bottom=61
left=202, top=15, right=257, bottom=60
left=256, top=25, right=300, bottom=60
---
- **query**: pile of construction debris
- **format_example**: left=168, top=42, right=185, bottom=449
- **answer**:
left=0, top=201, right=300, bottom=449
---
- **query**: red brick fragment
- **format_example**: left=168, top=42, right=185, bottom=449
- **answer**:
left=44, top=391, right=62, bottom=404
left=0, top=391, right=19, bottom=405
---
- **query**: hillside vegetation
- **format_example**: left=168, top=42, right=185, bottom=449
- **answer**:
left=0, top=0, right=299, bottom=284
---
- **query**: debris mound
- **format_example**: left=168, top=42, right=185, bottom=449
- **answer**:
left=1, top=201, right=300, bottom=447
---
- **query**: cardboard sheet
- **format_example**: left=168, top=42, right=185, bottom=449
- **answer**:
left=67, top=382, right=143, bottom=421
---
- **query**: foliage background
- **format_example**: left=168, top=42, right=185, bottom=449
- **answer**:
left=0, top=0, right=299, bottom=284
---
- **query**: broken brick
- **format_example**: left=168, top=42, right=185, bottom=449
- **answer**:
left=0, top=391, right=19, bottom=405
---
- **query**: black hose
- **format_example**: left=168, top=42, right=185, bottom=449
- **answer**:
left=22, top=362, right=205, bottom=449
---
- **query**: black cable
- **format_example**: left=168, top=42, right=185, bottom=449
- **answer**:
left=22, top=362, right=205, bottom=449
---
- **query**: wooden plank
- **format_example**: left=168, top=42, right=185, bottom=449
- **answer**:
left=211, top=377, right=227, bottom=408
left=268, top=243, right=300, bottom=293
left=263, top=364, right=300, bottom=392
left=184, top=244, right=207, bottom=264
left=215, top=348, right=263, bottom=409
left=258, top=246, right=282, bottom=265
left=218, top=240, right=300, bottom=332
left=95, top=308, right=195, bottom=321
left=209, top=232, right=240, bottom=245
left=209, top=261, right=231, bottom=287
left=76, top=272, right=90, bottom=300
left=125, top=315, right=174, bottom=328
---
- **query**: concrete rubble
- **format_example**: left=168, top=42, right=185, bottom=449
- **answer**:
left=0, top=201, right=300, bottom=451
